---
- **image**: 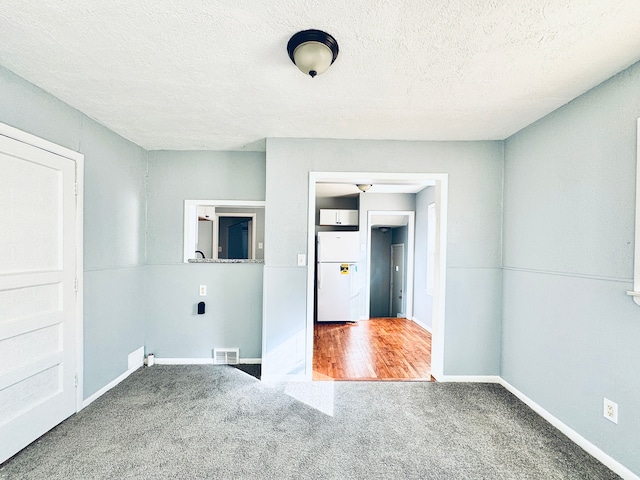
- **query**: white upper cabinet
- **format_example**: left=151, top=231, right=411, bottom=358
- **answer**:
left=319, top=209, right=359, bottom=226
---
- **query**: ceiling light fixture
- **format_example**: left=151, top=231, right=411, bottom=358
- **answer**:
left=357, top=184, right=372, bottom=192
left=287, top=29, right=339, bottom=78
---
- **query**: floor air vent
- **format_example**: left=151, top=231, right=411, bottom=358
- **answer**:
left=213, top=348, right=239, bottom=365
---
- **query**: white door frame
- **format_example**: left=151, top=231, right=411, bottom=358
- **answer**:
left=0, top=122, right=84, bottom=412
left=0, top=123, right=84, bottom=464
left=215, top=212, right=257, bottom=259
left=182, top=200, right=265, bottom=262
left=390, top=242, right=405, bottom=317
left=306, top=172, right=448, bottom=380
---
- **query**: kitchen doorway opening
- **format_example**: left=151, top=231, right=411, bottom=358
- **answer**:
left=306, top=172, right=448, bottom=381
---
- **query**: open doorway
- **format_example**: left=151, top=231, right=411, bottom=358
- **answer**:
left=307, top=173, right=448, bottom=381
left=366, top=211, right=415, bottom=320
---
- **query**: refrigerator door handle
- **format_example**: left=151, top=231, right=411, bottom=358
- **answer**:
left=317, top=263, right=322, bottom=289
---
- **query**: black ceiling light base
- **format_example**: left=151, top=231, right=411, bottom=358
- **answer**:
left=287, top=29, right=339, bottom=78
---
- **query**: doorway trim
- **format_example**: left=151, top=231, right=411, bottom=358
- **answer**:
left=0, top=123, right=84, bottom=462
left=365, top=211, right=415, bottom=320
left=215, top=212, right=257, bottom=259
left=0, top=122, right=84, bottom=413
left=306, top=172, right=448, bottom=381
left=390, top=243, right=405, bottom=317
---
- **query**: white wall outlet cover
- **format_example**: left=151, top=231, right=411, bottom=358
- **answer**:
left=199, top=285, right=207, bottom=296
left=603, top=398, right=618, bottom=424
left=297, top=254, right=306, bottom=266
left=258, top=242, right=263, bottom=249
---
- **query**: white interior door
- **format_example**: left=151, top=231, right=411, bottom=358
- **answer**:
left=0, top=129, right=81, bottom=462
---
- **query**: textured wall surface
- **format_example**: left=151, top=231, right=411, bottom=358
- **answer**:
left=502, top=60, right=640, bottom=475
left=145, top=151, right=266, bottom=360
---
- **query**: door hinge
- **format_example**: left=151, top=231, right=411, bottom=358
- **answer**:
left=74, top=277, right=78, bottom=292
left=74, top=182, right=78, bottom=195
left=74, top=374, right=78, bottom=388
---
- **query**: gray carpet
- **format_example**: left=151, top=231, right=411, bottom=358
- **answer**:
left=0, top=365, right=619, bottom=479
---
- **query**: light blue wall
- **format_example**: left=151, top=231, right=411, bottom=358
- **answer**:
left=263, top=138, right=504, bottom=379
left=145, top=151, right=265, bottom=360
left=144, top=263, right=263, bottom=358
left=79, top=118, right=147, bottom=398
left=415, top=187, right=436, bottom=329
left=0, top=65, right=147, bottom=399
left=502, top=61, right=640, bottom=474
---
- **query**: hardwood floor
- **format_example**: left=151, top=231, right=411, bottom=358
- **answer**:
left=312, top=317, right=432, bottom=381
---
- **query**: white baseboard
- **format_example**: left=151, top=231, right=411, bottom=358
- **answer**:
left=83, top=365, right=139, bottom=408
left=410, top=316, right=432, bottom=333
left=499, top=379, right=639, bottom=480
left=436, top=375, right=501, bottom=383
left=154, top=357, right=262, bottom=365
left=155, top=357, right=213, bottom=365
left=83, top=346, right=144, bottom=408
left=432, top=375, right=637, bottom=478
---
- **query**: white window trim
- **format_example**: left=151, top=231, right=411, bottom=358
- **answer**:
left=183, top=199, right=265, bottom=263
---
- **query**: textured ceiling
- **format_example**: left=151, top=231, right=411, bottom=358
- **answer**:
left=1, top=1, right=640, bottom=151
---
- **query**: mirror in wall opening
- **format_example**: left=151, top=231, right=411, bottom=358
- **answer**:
left=184, top=200, right=265, bottom=262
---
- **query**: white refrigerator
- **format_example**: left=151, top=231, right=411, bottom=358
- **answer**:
left=316, top=231, right=360, bottom=322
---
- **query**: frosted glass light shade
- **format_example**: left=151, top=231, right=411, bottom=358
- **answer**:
left=293, top=42, right=334, bottom=77
left=287, top=29, right=339, bottom=78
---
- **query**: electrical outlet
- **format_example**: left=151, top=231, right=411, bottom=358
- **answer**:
left=199, top=285, right=207, bottom=296
left=603, top=398, right=618, bottom=424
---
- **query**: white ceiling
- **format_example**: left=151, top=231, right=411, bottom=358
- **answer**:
left=1, top=1, right=640, bottom=152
